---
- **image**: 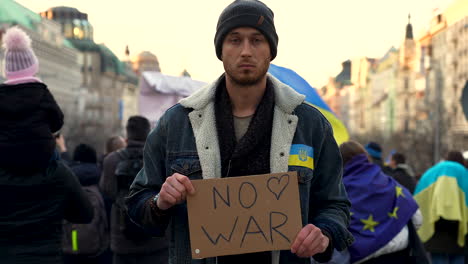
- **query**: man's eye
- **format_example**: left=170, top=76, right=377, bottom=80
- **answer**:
left=230, top=38, right=240, bottom=43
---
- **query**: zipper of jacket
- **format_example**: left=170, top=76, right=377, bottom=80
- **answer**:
left=225, top=159, right=232, bottom=178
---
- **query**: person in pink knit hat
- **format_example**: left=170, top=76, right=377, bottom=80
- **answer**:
left=0, top=26, right=64, bottom=172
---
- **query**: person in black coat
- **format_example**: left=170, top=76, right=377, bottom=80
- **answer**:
left=388, top=152, right=416, bottom=194
left=64, top=144, right=109, bottom=264
left=0, top=26, right=93, bottom=264
left=0, top=26, right=63, bottom=172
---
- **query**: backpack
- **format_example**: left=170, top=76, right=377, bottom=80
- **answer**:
left=62, top=185, right=109, bottom=256
left=115, top=148, right=151, bottom=241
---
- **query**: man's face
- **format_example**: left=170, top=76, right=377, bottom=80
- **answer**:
left=221, top=27, right=271, bottom=86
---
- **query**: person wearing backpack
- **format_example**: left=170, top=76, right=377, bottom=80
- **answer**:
left=99, top=116, right=168, bottom=264
left=63, top=144, right=109, bottom=264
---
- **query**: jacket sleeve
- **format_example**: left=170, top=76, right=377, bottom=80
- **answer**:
left=125, top=113, right=171, bottom=236
left=99, top=152, right=120, bottom=201
left=309, top=122, right=354, bottom=259
left=40, top=88, right=64, bottom=133
left=60, top=161, right=94, bottom=223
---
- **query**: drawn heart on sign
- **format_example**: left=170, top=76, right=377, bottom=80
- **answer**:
left=267, top=174, right=290, bottom=200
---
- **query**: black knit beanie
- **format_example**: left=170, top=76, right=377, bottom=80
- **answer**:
left=214, top=0, right=278, bottom=61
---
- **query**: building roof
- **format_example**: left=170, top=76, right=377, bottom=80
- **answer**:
left=141, top=71, right=205, bottom=96
left=98, top=44, right=125, bottom=74
left=0, top=0, right=41, bottom=30
left=335, top=60, right=352, bottom=87
left=42, top=6, right=88, bottom=21
left=68, top=38, right=101, bottom=52
left=66, top=39, right=129, bottom=76
left=406, top=14, right=414, bottom=39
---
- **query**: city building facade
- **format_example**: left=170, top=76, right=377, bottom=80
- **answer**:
left=40, top=6, right=138, bottom=151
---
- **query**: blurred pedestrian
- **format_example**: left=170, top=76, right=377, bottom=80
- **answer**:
left=315, top=141, right=427, bottom=264
left=98, top=135, right=126, bottom=264
left=388, top=152, right=416, bottom=193
left=100, top=116, right=167, bottom=264
left=0, top=26, right=94, bottom=264
left=99, top=136, right=126, bottom=168
left=364, top=141, right=391, bottom=174
left=414, top=150, right=468, bottom=264
left=0, top=26, right=63, bottom=172
left=63, top=144, right=109, bottom=264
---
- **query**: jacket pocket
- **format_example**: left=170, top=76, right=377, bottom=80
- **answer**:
left=289, top=166, right=314, bottom=184
left=170, top=158, right=202, bottom=180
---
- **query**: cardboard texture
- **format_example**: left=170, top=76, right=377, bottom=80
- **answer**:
left=186, top=172, right=302, bottom=259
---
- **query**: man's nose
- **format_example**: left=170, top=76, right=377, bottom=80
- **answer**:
left=240, top=40, right=253, bottom=57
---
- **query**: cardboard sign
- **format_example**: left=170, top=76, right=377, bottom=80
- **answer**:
left=186, top=172, right=302, bottom=259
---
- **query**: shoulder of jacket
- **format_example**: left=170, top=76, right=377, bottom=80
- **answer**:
left=156, top=103, right=192, bottom=128
left=294, top=103, right=330, bottom=127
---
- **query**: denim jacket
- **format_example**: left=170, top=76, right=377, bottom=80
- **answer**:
left=126, top=74, right=354, bottom=264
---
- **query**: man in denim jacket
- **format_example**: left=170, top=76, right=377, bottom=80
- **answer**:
left=126, top=1, right=353, bottom=263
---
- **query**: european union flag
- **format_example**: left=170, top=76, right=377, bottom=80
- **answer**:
left=268, top=64, right=349, bottom=145
left=344, top=154, right=418, bottom=262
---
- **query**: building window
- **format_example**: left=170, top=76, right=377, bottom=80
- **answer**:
left=64, top=23, right=73, bottom=38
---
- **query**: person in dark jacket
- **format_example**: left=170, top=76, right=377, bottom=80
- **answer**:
left=98, top=136, right=126, bottom=169
left=0, top=26, right=93, bottom=264
left=388, top=152, right=416, bottom=194
left=99, top=116, right=168, bottom=264
left=0, top=154, right=94, bottom=263
left=63, top=144, right=109, bottom=264
left=0, top=26, right=63, bottom=172
left=126, top=1, right=353, bottom=263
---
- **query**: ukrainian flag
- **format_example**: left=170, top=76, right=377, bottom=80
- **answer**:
left=414, top=161, right=468, bottom=246
left=268, top=64, right=349, bottom=145
left=289, top=144, right=314, bottom=169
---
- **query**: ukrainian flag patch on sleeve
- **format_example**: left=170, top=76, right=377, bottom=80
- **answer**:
left=288, top=144, right=314, bottom=169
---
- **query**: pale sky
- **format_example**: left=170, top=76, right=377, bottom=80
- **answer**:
left=16, top=0, right=454, bottom=88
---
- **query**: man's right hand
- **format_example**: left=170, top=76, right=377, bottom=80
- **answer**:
left=156, top=173, right=196, bottom=210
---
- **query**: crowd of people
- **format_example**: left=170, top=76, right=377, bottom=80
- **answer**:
left=1, top=1, right=468, bottom=264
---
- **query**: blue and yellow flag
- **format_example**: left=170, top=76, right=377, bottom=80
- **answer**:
left=268, top=64, right=349, bottom=145
left=288, top=144, right=314, bottom=169
left=414, top=161, right=468, bottom=246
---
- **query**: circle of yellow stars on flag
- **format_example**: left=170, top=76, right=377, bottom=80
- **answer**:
left=354, top=185, right=408, bottom=233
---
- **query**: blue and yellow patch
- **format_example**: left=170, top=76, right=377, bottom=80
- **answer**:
left=288, top=144, right=314, bottom=169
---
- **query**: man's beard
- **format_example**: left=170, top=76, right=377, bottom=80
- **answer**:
left=224, top=60, right=270, bottom=86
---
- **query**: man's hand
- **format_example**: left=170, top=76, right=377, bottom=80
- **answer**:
left=291, top=224, right=329, bottom=258
left=156, top=173, right=195, bottom=210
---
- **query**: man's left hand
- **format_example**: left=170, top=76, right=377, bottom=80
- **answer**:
left=290, top=224, right=329, bottom=258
